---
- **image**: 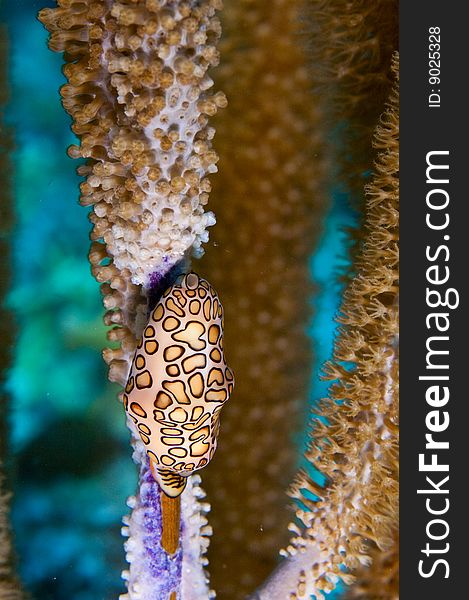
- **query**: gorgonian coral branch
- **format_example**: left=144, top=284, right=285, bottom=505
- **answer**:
left=199, top=0, right=329, bottom=596
left=38, top=2, right=226, bottom=598
left=120, top=443, right=213, bottom=600
left=251, top=54, right=399, bottom=600
left=39, top=0, right=225, bottom=287
left=306, top=0, right=398, bottom=202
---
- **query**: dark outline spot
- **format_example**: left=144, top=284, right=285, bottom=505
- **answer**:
left=136, top=370, right=153, bottom=389
left=188, top=372, right=204, bottom=398
left=130, top=402, right=147, bottom=418
left=144, top=340, right=159, bottom=355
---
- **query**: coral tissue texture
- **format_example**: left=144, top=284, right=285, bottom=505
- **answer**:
left=344, top=528, right=399, bottom=600
left=39, top=0, right=225, bottom=287
left=39, top=0, right=228, bottom=389
left=120, top=444, right=213, bottom=600
left=200, top=0, right=327, bottom=597
left=253, top=57, right=399, bottom=600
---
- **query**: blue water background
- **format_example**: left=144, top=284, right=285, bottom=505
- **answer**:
left=2, top=3, right=136, bottom=598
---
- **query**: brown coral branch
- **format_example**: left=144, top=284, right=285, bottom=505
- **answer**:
left=37, top=0, right=228, bottom=435
left=305, top=0, right=398, bottom=203
left=251, top=53, right=399, bottom=600
left=199, top=0, right=329, bottom=597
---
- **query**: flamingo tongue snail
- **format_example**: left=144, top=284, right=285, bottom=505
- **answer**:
left=124, top=271, right=234, bottom=552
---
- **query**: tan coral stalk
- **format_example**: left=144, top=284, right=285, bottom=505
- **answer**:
left=200, top=0, right=329, bottom=597
left=251, top=54, right=399, bottom=600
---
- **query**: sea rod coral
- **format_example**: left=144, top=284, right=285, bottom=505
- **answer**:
left=39, top=0, right=226, bottom=287
left=200, top=0, right=328, bottom=595
left=38, top=1, right=227, bottom=598
left=305, top=0, right=398, bottom=204
left=250, top=55, right=399, bottom=600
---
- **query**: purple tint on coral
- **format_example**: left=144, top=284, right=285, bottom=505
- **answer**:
left=140, top=457, right=182, bottom=595
left=148, top=269, right=165, bottom=290
left=147, top=260, right=186, bottom=311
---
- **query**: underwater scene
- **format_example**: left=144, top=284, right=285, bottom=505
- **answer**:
left=0, top=1, right=398, bottom=599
